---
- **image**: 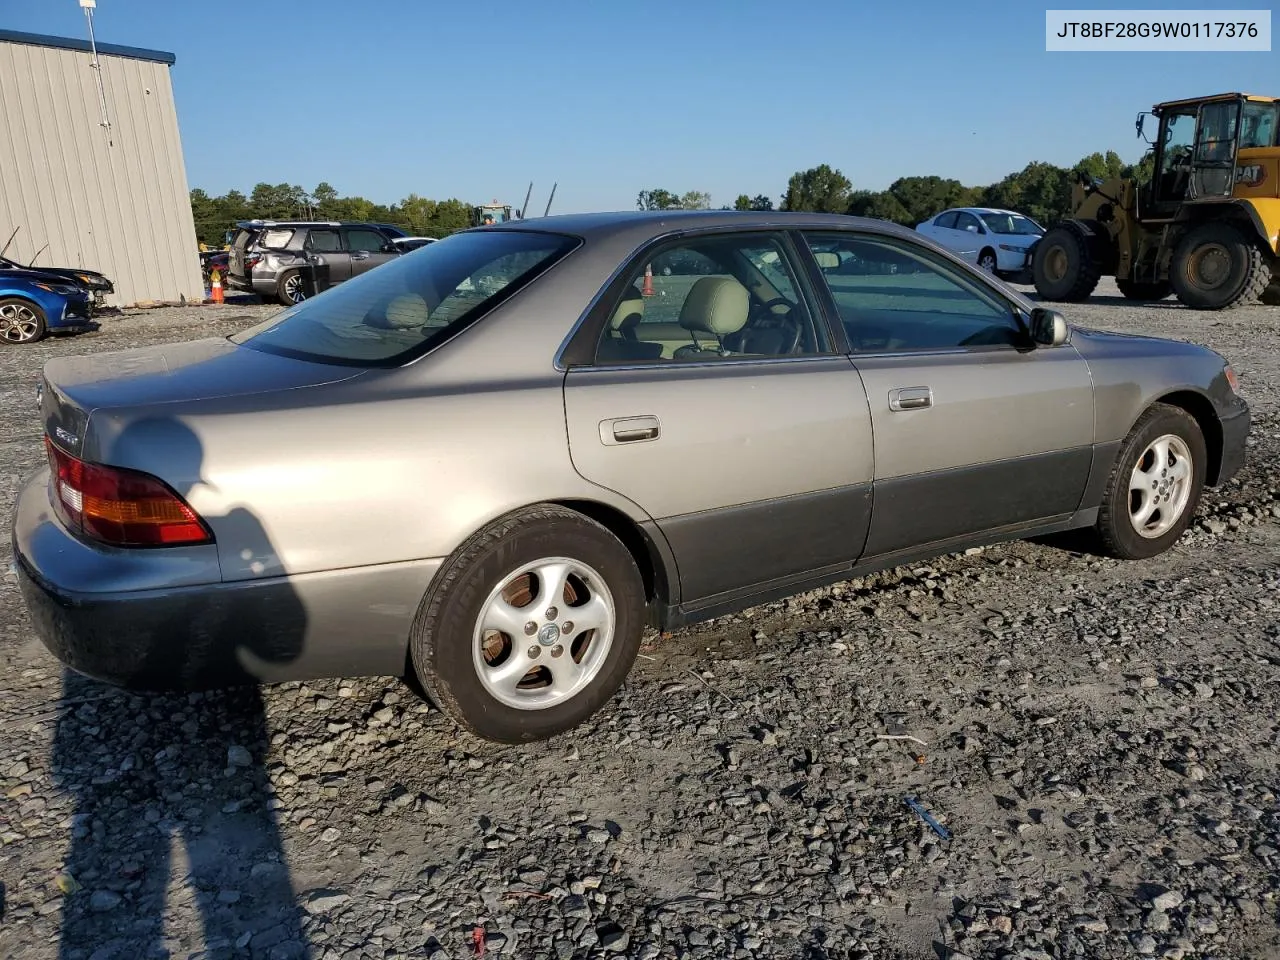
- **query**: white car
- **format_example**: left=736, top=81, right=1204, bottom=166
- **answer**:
left=915, top=207, right=1044, bottom=278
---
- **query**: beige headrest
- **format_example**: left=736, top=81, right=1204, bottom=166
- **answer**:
left=813, top=251, right=839, bottom=269
left=609, top=288, right=644, bottom=330
left=384, top=292, right=429, bottom=328
left=679, top=277, right=749, bottom=337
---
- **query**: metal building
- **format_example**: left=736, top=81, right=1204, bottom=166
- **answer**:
left=0, top=28, right=204, bottom=307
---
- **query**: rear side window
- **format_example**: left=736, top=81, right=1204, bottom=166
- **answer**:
left=306, top=229, right=342, bottom=253
left=232, top=230, right=578, bottom=367
left=259, top=229, right=295, bottom=249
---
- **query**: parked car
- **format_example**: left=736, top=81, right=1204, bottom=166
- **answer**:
left=0, top=271, right=94, bottom=344
left=915, top=207, right=1044, bottom=279
left=14, top=210, right=1248, bottom=744
left=386, top=236, right=437, bottom=253
left=226, top=220, right=409, bottom=306
left=0, top=256, right=114, bottom=309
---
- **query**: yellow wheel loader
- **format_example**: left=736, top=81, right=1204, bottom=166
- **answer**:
left=1032, top=93, right=1280, bottom=310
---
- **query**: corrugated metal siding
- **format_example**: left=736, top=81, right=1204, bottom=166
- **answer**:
left=0, top=39, right=203, bottom=306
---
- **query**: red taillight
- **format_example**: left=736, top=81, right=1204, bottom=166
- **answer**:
left=44, top=436, right=213, bottom=547
left=244, top=255, right=261, bottom=272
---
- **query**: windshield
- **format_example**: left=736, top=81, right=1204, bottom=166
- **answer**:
left=978, top=213, right=1043, bottom=236
left=232, top=229, right=579, bottom=367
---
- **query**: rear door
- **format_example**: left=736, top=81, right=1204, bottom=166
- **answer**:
left=563, top=230, right=875, bottom=607
left=303, top=227, right=351, bottom=283
left=344, top=226, right=399, bottom=278
left=800, top=229, right=1094, bottom=558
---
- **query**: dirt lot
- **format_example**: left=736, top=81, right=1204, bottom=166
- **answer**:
left=1, top=282, right=1279, bottom=960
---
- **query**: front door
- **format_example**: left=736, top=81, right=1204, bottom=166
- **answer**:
left=563, top=230, right=875, bottom=606
left=799, top=230, right=1095, bottom=558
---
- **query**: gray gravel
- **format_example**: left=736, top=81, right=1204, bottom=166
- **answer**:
left=2, top=281, right=1279, bottom=959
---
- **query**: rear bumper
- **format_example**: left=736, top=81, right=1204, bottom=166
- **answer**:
left=11, top=468, right=436, bottom=690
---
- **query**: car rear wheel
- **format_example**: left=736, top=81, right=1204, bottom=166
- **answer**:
left=0, top=298, right=47, bottom=344
left=1096, top=402, right=1206, bottom=559
left=276, top=269, right=305, bottom=306
left=408, top=504, right=646, bottom=743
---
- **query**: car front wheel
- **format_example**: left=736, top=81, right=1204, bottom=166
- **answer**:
left=1096, top=402, right=1206, bottom=559
left=409, top=504, right=646, bottom=743
left=0, top=298, right=47, bottom=344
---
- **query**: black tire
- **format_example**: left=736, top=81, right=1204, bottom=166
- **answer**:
left=1115, top=278, right=1173, bottom=301
left=1169, top=220, right=1273, bottom=310
left=977, top=248, right=998, bottom=274
left=0, top=297, right=48, bottom=344
left=1032, top=224, right=1102, bottom=302
left=408, top=504, right=646, bottom=743
left=1096, top=402, right=1206, bottom=560
left=276, top=269, right=304, bottom=307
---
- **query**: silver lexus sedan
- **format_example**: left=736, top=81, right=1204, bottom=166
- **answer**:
left=12, top=211, right=1250, bottom=743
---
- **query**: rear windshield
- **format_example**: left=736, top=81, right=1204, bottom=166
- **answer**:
left=231, top=229, right=579, bottom=367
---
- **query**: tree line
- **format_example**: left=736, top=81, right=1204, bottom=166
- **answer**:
left=189, top=181, right=475, bottom=247
left=189, top=146, right=1157, bottom=248
left=637, top=147, right=1157, bottom=227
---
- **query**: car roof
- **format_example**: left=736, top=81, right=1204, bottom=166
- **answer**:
left=480, top=209, right=923, bottom=245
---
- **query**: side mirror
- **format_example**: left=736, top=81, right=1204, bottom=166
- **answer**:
left=964, top=223, right=978, bottom=233
left=1030, top=307, right=1069, bottom=346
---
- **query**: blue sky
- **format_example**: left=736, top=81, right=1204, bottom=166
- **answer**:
left=3, top=0, right=1276, bottom=213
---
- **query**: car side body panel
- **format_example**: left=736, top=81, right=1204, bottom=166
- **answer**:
left=10, top=210, right=1251, bottom=690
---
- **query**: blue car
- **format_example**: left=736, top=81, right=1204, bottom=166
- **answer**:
left=0, top=271, right=95, bottom=344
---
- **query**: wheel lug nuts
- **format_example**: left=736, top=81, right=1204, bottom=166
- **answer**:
left=528, top=645, right=540, bottom=658
left=551, top=645, right=564, bottom=658
left=524, top=622, right=537, bottom=636
left=545, top=606, right=558, bottom=621
left=562, top=621, right=574, bottom=634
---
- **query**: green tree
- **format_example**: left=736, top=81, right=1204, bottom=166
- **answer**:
left=678, top=190, right=712, bottom=210
left=637, top=188, right=680, bottom=210
left=733, top=194, right=752, bottom=211
left=782, top=164, right=852, bottom=213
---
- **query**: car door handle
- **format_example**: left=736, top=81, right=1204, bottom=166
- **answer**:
left=600, top=416, right=661, bottom=445
left=351, top=252, right=369, bottom=260
left=888, top=386, right=932, bottom=411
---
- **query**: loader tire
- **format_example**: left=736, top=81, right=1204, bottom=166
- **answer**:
left=1170, top=220, right=1272, bottom=310
left=1032, top=224, right=1102, bottom=302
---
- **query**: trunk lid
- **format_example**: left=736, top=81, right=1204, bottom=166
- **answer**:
left=39, top=337, right=365, bottom=460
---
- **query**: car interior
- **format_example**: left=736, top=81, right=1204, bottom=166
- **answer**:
left=594, top=237, right=827, bottom=363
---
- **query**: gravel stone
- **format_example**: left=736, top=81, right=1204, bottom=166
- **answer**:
left=3, top=289, right=1280, bottom=959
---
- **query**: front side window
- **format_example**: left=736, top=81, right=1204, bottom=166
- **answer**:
left=593, top=233, right=830, bottom=364
left=978, top=212, right=1042, bottom=236
left=802, top=232, right=1024, bottom=353
left=953, top=212, right=982, bottom=233
left=232, top=230, right=577, bottom=366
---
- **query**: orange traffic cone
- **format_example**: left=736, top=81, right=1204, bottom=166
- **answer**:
left=642, top=263, right=654, bottom=297
left=210, top=268, right=224, bottom=304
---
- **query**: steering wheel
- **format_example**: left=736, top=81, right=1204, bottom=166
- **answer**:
left=750, top=297, right=803, bottom=353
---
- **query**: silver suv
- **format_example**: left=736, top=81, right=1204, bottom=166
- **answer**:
left=226, top=220, right=409, bottom=305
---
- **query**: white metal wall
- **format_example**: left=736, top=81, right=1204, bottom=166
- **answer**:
left=0, top=39, right=204, bottom=306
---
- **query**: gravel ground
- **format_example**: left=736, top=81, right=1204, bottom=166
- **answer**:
left=1, top=281, right=1279, bottom=960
